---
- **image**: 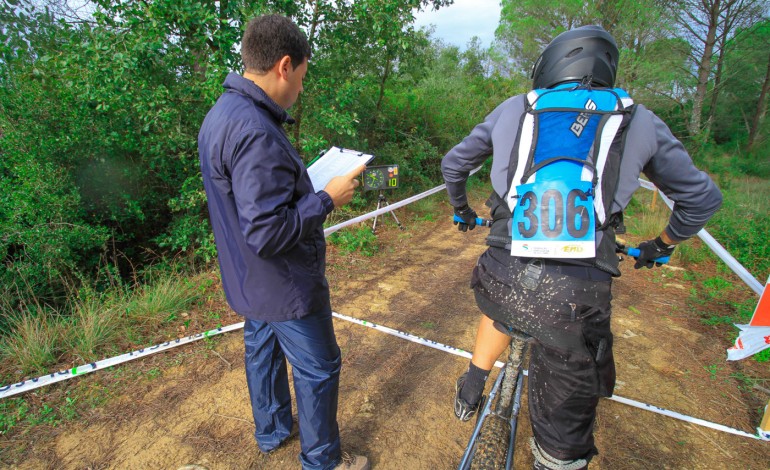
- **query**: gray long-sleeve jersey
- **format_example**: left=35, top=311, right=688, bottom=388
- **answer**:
left=441, top=94, right=722, bottom=243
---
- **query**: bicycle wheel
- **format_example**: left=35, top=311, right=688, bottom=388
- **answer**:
left=469, top=413, right=511, bottom=470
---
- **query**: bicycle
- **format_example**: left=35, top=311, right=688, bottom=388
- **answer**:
left=451, top=215, right=529, bottom=470
left=458, top=328, right=530, bottom=470
left=452, top=216, right=670, bottom=470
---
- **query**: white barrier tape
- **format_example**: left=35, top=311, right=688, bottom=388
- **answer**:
left=325, top=185, right=447, bottom=236
left=324, top=166, right=483, bottom=237
left=638, top=178, right=763, bottom=295
left=607, top=394, right=766, bottom=441
left=2, top=311, right=764, bottom=441
left=0, top=323, right=244, bottom=399
left=331, top=311, right=505, bottom=369
left=332, top=311, right=765, bottom=441
left=0, top=310, right=505, bottom=399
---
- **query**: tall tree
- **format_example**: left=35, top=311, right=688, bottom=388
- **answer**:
left=749, top=50, right=770, bottom=150
left=495, top=0, right=673, bottom=78
left=496, top=0, right=594, bottom=74
left=673, top=0, right=764, bottom=136
left=286, top=0, right=452, bottom=144
left=709, top=20, right=770, bottom=148
left=706, top=0, right=764, bottom=131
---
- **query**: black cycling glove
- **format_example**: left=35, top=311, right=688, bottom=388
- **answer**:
left=634, top=236, right=676, bottom=269
left=453, top=204, right=477, bottom=232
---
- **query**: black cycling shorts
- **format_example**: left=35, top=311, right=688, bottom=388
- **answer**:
left=471, top=247, right=614, bottom=460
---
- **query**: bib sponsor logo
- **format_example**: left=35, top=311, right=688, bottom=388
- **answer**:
left=562, top=245, right=584, bottom=254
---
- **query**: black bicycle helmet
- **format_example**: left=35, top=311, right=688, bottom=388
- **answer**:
left=531, top=25, right=619, bottom=89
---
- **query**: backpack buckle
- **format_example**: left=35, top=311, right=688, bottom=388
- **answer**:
left=520, top=259, right=545, bottom=291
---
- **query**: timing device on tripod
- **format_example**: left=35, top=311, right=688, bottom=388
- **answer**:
left=362, top=165, right=403, bottom=233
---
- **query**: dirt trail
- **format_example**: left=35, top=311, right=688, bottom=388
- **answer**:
left=4, top=202, right=769, bottom=469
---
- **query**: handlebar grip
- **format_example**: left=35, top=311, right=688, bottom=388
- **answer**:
left=625, top=247, right=670, bottom=264
left=453, top=215, right=492, bottom=227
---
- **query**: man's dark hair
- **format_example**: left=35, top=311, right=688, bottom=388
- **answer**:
left=241, top=15, right=311, bottom=73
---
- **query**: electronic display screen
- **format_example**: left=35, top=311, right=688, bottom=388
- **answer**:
left=363, top=165, right=399, bottom=191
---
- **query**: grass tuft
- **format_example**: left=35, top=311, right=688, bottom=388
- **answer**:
left=66, top=293, right=126, bottom=363
left=0, top=307, right=64, bottom=374
left=126, top=275, right=200, bottom=330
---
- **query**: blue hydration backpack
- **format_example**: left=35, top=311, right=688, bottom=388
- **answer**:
left=504, top=83, right=634, bottom=264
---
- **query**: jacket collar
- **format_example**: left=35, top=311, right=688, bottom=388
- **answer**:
left=223, top=73, right=296, bottom=124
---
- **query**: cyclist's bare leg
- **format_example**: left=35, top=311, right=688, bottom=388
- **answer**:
left=470, top=314, right=511, bottom=370
left=454, top=314, right=512, bottom=420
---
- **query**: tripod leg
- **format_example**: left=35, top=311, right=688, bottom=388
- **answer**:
left=383, top=200, right=404, bottom=230
left=372, top=198, right=382, bottom=233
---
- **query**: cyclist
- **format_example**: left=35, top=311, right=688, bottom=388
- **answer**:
left=441, top=25, right=722, bottom=469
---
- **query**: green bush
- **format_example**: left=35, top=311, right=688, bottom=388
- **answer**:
left=328, top=226, right=380, bottom=256
left=706, top=176, right=769, bottom=280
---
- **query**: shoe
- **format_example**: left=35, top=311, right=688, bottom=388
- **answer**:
left=334, top=452, right=370, bottom=470
left=454, top=373, right=486, bottom=422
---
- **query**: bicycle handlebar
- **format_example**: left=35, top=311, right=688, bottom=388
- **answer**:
left=618, top=245, right=670, bottom=264
left=450, top=215, right=668, bottom=263
left=452, top=215, right=492, bottom=228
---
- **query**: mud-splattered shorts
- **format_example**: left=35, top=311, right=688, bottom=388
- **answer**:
left=471, top=247, right=615, bottom=461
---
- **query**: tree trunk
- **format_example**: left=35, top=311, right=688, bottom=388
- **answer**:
left=689, top=0, right=721, bottom=136
left=292, top=0, right=321, bottom=145
left=373, top=53, right=392, bottom=126
left=705, top=0, right=757, bottom=132
left=747, top=51, right=770, bottom=151
left=705, top=22, right=728, bottom=132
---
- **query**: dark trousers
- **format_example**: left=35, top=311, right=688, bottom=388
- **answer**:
left=244, top=311, right=342, bottom=470
left=472, top=248, right=615, bottom=461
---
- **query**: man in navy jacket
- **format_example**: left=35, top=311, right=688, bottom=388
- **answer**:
left=198, top=15, right=367, bottom=470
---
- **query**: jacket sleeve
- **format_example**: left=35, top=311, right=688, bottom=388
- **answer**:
left=230, top=128, right=328, bottom=258
left=440, top=104, right=504, bottom=208
left=617, top=106, right=723, bottom=242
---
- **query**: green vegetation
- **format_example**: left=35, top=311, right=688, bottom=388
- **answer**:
left=0, top=393, right=79, bottom=435
left=1, top=309, right=64, bottom=375
left=328, top=226, right=380, bottom=257
left=0, top=271, right=204, bottom=376
left=623, top=174, right=769, bottom=362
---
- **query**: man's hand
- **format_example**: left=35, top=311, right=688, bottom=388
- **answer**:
left=453, top=204, right=478, bottom=232
left=324, top=164, right=365, bottom=209
left=634, top=236, right=676, bottom=269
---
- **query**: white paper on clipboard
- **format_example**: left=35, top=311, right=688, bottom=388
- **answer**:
left=307, top=147, right=375, bottom=192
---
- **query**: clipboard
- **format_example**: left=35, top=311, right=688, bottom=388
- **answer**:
left=307, top=146, right=375, bottom=192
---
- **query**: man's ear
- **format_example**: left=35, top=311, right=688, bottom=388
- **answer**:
left=277, top=55, right=293, bottom=80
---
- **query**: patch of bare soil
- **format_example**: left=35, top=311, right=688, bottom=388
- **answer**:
left=2, top=198, right=769, bottom=469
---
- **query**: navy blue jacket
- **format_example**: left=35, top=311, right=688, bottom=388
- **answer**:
left=199, top=73, right=335, bottom=321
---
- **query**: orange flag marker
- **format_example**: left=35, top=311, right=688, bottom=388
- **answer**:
left=727, top=276, right=770, bottom=361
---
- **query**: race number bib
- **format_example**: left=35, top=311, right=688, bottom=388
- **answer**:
left=510, top=180, right=596, bottom=258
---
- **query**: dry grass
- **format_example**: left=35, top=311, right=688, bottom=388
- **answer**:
left=0, top=307, right=64, bottom=374
left=65, top=294, right=126, bottom=363
left=125, top=276, right=199, bottom=329
left=0, top=272, right=204, bottom=378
